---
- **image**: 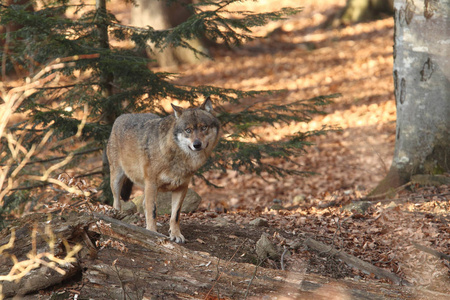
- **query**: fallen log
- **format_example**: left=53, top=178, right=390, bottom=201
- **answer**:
left=1, top=263, right=80, bottom=298
left=412, top=241, right=450, bottom=262
left=304, top=237, right=410, bottom=286
left=0, top=211, right=416, bottom=299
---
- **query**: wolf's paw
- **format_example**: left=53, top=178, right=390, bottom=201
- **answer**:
left=170, top=232, right=186, bottom=244
left=146, top=222, right=158, bottom=232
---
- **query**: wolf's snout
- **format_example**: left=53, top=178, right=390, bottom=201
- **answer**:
left=193, top=140, right=202, bottom=150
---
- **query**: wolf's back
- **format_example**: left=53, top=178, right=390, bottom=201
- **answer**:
left=109, top=113, right=162, bottom=149
left=107, top=113, right=165, bottom=189
left=112, top=113, right=160, bottom=135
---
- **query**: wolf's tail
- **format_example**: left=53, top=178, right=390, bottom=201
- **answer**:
left=120, top=177, right=134, bottom=201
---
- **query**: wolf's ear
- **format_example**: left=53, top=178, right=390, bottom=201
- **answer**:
left=171, top=103, right=184, bottom=119
left=200, top=96, right=213, bottom=113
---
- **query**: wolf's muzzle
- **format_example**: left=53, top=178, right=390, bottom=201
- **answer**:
left=193, top=140, right=202, bottom=150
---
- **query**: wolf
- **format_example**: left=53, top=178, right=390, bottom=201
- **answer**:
left=107, top=97, right=220, bottom=243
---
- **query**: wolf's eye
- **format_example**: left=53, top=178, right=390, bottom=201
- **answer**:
left=201, top=126, right=208, bottom=131
left=185, top=128, right=192, bottom=134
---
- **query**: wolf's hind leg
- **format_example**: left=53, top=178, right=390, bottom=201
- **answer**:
left=169, top=185, right=188, bottom=243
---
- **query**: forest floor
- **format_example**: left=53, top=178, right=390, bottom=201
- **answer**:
left=2, top=0, right=450, bottom=299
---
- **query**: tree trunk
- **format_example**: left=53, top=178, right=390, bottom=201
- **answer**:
left=96, top=0, right=114, bottom=104
left=96, top=0, right=115, bottom=204
left=340, top=0, right=394, bottom=23
left=131, top=0, right=208, bottom=67
left=372, top=0, right=450, bottom=195
left=0, top=0, right=34, bottom=79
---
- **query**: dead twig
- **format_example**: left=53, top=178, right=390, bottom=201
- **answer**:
left=243, top=259, right=264, bottom=300
left=371, top=145, right=388, bottom=174
left=280, top=246, right=288, bottom=271
left=9, top=170, right=103, bottom=192
left=0, top=147, right=102, bottom=167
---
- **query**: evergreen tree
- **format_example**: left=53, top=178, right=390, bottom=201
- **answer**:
left=0, top=0, right=339, bottom=213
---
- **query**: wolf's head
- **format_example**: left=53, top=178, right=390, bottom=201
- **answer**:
left=172, top=97, right=220, bottom=155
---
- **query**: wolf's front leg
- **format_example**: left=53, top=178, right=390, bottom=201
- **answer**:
left=110, top=167, right=125, bottom=211
left=144, top=182, right=158, bottom=232
left=169, top=185, right=188, bottom=243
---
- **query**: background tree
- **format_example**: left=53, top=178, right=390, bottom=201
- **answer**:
left=0, top=0, right=337, bottom=214
left=0, top=0, right=34, bottom=79
left=131, top=0, right=208, bottom=67
left=372, top=0, right=450, bottom=194
left=339, top=0, right=394, bottom=24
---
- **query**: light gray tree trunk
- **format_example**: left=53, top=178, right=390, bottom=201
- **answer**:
left=131, top=0, right=208, bottom=67
left=372, top=0, right=450, bottom=194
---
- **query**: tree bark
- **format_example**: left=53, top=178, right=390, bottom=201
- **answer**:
left=372, top=0, right=450, bottom=195
left=131, top=0, right=208, bottom=67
